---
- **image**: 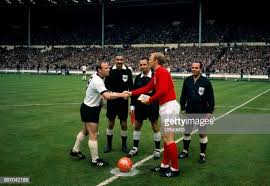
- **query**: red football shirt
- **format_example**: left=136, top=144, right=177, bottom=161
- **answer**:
left=131, top=66, right=176, bottom=105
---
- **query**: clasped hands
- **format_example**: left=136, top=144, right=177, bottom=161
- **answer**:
left=121, top=91, right=150, bottom=104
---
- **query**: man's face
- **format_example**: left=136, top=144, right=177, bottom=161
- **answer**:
left=148, top=53, right=156, bottom=69
left=191, top=63, right=201, bottom=76
left=100, top=62, right=110, bottom=77
left=139, top=59, right=149, bottom=73
left=115, top=55, right=124, bottom=69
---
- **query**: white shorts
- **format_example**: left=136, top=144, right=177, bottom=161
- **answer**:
left=159, top=100, right=180, bottom=124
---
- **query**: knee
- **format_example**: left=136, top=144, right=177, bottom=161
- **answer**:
left=120, top=120, right=127, bottom=130
left=199, top=134, right=207, bottom=138
left=151, top=123, right=159, bottom=133
left=89, top=132, right=98, bottom=141
left=108, top=120, right=115, bottom=129
left=162, top=134, right=174, bottom=144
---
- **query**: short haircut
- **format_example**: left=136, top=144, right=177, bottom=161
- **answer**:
left=193, top=62, right=203, bottom=69
left=95, top=61, right=106, bottom=72
left=153, top=52, right=167, bottom=65
left=115, top=54, right=124, bottom=58
left=140, top=56, right=149, bottom=61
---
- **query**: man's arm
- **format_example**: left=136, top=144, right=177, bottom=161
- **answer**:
left=130, top=75, right=140, bottom=109
left=128, top=69, right=134, bottom=91
left=102, top=91, right=127, bottom=100
left=206, top=80, right=215, bottom=113
left=180, top=78, right=187, bottom=112
left=131, top=77, right=154, bottom=96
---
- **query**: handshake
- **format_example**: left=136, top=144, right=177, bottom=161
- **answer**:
left=120, top=91, right=150, bottom=104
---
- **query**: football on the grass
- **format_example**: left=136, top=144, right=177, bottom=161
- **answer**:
left=117, top=157, right=133, bottom=172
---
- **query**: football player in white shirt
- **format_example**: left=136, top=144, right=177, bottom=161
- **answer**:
left=70, top=61, right=128, bottom=167
left=81, top=65, right=87, bottom=81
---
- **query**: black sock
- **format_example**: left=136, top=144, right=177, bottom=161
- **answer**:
left=200, top=143, right=207, bottom=154
left=155, top=141, right=160, bottom=149
left=183, top=140, right=191, bottom=152
left=134, top=140, right=139, bottom=148
left=107, top=135, right=113, bottom=148
left=122, top=136, right=127, bottom=147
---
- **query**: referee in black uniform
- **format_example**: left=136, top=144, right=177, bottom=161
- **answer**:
left=127, top=57, right=161, bottom=159
left=179, top=62, right=215, bottom=163
left=104, top=54, right=133, bottom=153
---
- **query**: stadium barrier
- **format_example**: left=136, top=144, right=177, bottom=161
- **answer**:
left=0, top=69, right=268, bottom=80
left=1, top=42, right=269, bottom=50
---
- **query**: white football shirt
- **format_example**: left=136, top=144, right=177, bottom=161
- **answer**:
left=81, top=65, right=87, bottom=71
left=83, top=73, right=107, bottom=107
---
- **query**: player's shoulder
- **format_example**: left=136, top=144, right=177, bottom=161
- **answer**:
left=199, top=75, right=212, bottom=85
left=156, top=66, right=170, bottom=75
left=125, top=67, right=132, bottom=74
left=185, top=75, right=193, bottom=82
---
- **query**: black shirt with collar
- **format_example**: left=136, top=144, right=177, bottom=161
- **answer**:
left=131, top=70, right=157, bottom=107
left=105, top=65, right=133, bottom=94
left=180, top=75, right=215, bottom=114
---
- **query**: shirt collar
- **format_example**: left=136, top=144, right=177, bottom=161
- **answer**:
left=140, top=70, right=152, bottom=78
left=112, top=65, right=127, bottom=70
left=95, top=73, right=104, bottom=80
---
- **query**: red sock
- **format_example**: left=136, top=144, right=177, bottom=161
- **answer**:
left=162, top=142, right=169, bottom=165
left=167, top=142, right=179, bottom=170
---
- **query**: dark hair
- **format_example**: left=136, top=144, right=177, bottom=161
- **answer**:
left=140, top=56, right=149, bottom=61
left=115, top=54, right=124, bottom=58
left=192, top=62, right=203, bottom=69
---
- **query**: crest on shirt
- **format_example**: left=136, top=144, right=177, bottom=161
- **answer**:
left=122, top=74, right=128, bottom=82
left=198, top=87, right=205, bottom=95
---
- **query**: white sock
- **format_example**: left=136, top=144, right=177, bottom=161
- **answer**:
left=161, top=163, right=169, bottom=168
left=199, top=136, right=208, bottom=144
left=133, top=131, right=141, bottom=140
left=171, top=167, right=179, bottom=171
left=73, top=132, right=85, bottom=152
left=121, top=130, right=128, bottom=137
left=88, top=140, right=99, bottom=162
left=153, top=132, right=161, bottom=142
left=106, top=128, right=113, bottom=136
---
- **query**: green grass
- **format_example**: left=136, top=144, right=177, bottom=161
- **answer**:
left=0, top=74, right=270, bottom=185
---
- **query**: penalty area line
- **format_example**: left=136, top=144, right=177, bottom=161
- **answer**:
left=99, top=88, right=270, bottom=186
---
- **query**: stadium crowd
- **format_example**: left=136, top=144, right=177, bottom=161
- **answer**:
left=1, top=22, right=269, bottom=45
left=0, top=45, right=269, bottom=75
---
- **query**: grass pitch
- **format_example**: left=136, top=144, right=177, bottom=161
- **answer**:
left=0, top=74, right=270, bottom=185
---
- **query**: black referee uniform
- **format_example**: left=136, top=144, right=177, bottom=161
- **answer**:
left=131, top=72, right=159, bottom=122
left=105, top=65, right=133, bottom=120
left=179, top=74, right=215, bottom=163
left=180, top=75, right=215, bottom=115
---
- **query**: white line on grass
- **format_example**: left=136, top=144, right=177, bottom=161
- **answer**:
left=217, top=105, right=270, bottom=111
left=0, top=102, right=80, bottom=108
left=96, top=88, right=270, bottom=186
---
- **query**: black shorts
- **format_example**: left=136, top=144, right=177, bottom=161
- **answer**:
left=80, top=103, right=101, bottom=123
left=82, top=71, right=86, bottom=74
left=135, top=103, right=159, bottom=122
left=106, top=99, right=128, bottom=120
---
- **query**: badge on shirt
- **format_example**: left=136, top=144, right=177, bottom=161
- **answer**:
left=198, top=87, right=205, bottom=95
left=122, top=75, right=128, bottom=82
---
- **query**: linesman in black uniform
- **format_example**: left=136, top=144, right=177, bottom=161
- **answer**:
left=179, top=62, right=215, bottom=163
left=104, top=54, right=133, bottom=153
left=127, top=57, right=161, bottom=159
